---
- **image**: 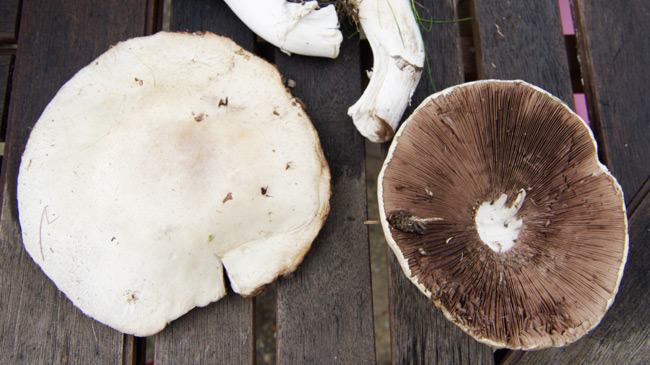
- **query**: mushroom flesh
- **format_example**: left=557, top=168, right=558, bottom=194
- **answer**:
left=348, top=0, right=425, bottom=142
left=224, top=0, right=343, bottom=58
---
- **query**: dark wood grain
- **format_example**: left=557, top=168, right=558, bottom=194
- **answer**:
left=0, top=55, right=10, bottom=143
left=386, top=0, right=495, bottom=364
left=501, top=1, right=650, bottom=362
left=169, top=0, right=255, bottom=52
left=572, top=0, right=650, bottom=207
left=145, top=0, right=163, bottom=35
left=0, top=0, right=154, bottom=363
left=0, top=55, right=10, bottom=192
left=0, top=55, right=9, bottom=102
left=152, top=1, right=255, bottom=364
left=273, top=30, right=376, bottom=364
left=0, top=0, right=20, bottom=43
left=154, top=295, right=254, bottom=364
left=472, top=0, right=574, bottom=106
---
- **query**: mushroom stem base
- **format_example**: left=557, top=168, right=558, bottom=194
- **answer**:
left=474, top=189, right=526, bottom=252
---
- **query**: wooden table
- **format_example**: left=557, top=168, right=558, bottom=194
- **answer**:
left=1, top=1, right=648, bottom=363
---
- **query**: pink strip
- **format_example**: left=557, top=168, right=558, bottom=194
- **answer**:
left=573, top=93, right=590, bottom=125
left=558, top=0, right=575, bottom=35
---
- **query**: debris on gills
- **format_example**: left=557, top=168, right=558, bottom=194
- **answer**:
left=387, top=210, right=443, bottom=235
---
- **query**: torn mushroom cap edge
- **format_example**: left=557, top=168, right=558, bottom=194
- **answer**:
left=376, top=79, right=629, bottom=349
left=207, top=30, right=333, bottom=298
left=226, top=138, right=332, bottom=298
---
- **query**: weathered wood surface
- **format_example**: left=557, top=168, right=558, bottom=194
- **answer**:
left=1, top=0, right=649, bottom=363
left=386, top=0, right=494, bottom=364
left=155, top=295, right=254, bottom=364
left=169, top=0, right=254, bottom=51
left=0, top=0, right=154, bottom=363
left=572, top=0, right=650, bottom=208
left=502, top=0, right=650, bottom=363
left=1, top=54, right=10, bottom=141
left=153, top=1, right=255, bottom=364
left=273, top=28, right=376, bottom=364
left=0, top=0, right=19, bottom=43
left=472, top=0, right=574, bottom=107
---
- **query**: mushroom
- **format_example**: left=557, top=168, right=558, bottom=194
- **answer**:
left=347, top=0, right=425, bottom=142
left=378, top=80, right=628, bottom=349
left=17, top=31, right=331, bottom=336
left=223, top=0, right=343, bottom=58
left=224, top=0, right=424, bottom=143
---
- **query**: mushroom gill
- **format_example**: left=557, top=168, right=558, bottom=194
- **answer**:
left=378, top=80, right=628, bottom=350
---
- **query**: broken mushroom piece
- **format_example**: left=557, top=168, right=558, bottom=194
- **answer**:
left=17, top=32, right=330, bottom=337
left=224, top=0, right=343, bottom=58
left=223, top=0, right=423, bottom=142
left=378, top=80, right=628, bottom=349
left=348, top=0, right=425, bottom=142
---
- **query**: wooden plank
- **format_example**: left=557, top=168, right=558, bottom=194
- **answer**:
left=572, top=0, right=650, bottom=206
left=273, top=27, right=376, bottom=364
left=0, top=55, right=10, bottom=197
left=0, top=1, right=154, bottom=363
left=169, top=0, right=255, bottom=52
left=0, top=55, right=9, bottom=102
left=1, top=55, right=10, bottom=141
left=472, top=0, right=574, bottom=106
left=502, top=1, right=650, bottom=362
left=154, top=295, right=254, bottom=364
left=153, top=1, right=255, bottom=364
left=145, top=0, right=163, bottom=35
left=386, top=0, right=495, bottom=363
left=0, top=0, right=20, bottom=43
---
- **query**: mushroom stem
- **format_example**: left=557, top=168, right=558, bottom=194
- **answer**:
left=223, top=0, right=343, bottom=58
left=348, top=0, right=425, bottom=142
left=475, top=189, right=526, bottom=253
left=387, top=210, right=443, bottom=235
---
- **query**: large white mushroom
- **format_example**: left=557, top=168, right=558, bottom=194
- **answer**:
left=17, top=31, right=330, bottom=337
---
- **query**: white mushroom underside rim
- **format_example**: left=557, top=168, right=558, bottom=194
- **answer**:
left=17, top=32, right=331, bottom=337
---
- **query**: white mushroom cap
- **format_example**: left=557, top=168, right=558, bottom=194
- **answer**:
left=17, top=31, right=330, bottom=336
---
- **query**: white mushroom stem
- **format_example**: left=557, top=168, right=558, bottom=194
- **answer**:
left=223, top=0, right=343, bottom=58
left=348, top=0, right=425, bottom=142
left=475, top=189, right=527, bottom=253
